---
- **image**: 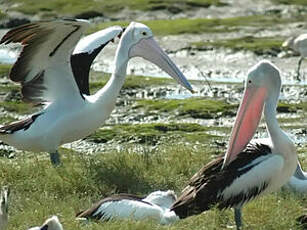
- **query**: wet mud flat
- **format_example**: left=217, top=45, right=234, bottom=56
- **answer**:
left=0, top=69, right=305, bottom=158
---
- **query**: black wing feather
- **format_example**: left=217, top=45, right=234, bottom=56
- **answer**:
left=171, top=143, right=272, bottom=218
left=70, top=41, right=110, bottom=95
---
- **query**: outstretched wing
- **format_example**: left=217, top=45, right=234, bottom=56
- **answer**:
left=71, top=26, right=122, bottom=95
left=0, top=19, right=89, bottom=104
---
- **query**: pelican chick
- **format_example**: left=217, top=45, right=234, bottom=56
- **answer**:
left=28, top=216, right=63, bottom=230
left=76, top=190, right=179, bottom=224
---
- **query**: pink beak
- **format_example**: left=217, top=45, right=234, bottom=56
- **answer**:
left=223, top=85, right=268, bottom=167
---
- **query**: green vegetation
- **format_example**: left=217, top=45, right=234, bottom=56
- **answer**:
left=135, top=98, right=237, bottom=119
left=123, top=76, right=174, bottom=89
left=271, top=0, right=307, bottom=6
left=277, top=101, right=307, bottom=113
left=0, top=142, right=306, bottom=229
left=0, top=101, right=37, bottom=114
left=0, top=115, right=16, bottom=124
left=8, top=0, right=224, bottom=17
left=191, top=36, right=284, bottom=55
left=86, top=122, right=217, bottom=145
left=0, top=10, right=7, bottom=20
left=91, top=14, right=307, bottom=36
left=0, top=64, right=11, bottom=77
left=89, top=72, right=174, bottom=93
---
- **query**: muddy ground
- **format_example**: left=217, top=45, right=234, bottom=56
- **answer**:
left=0, top=0, right=306, bottom=157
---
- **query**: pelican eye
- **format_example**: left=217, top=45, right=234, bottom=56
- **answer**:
left=248, top=80, right=252, bottom=84
left=142, top=31, right=147, bottom=36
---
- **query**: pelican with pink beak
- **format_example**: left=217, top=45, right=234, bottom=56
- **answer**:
left=171, top=60, right=297, bottom=229
left=0, top=19, right=193, bottom=166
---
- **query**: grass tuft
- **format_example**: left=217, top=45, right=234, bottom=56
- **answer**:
left=135, top=98, right=237, bottom=119
left=8, top=0, right=225, bottom=17
left=191, top=36, right=284, bottom=55
left=0, top=142, right=305, bottom=229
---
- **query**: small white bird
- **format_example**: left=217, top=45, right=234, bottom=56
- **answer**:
left=142, top=190, right=177, bottom=210
left=0, top=187, right=9, bottom=230
left=76, top=190, right=179, bottom=225
left=0, top=19, right=193, bottom=166
left=28, top=216, right=63, bottom=230
left=283, top=34, right=307, bottom=81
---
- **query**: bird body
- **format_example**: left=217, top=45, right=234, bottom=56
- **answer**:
left=283, top=33, right=307, bottom=81
left=284, top=34, right=307, bottom=57
left=284, top=161, right=307, bottom=193
left=0, top=20, right=193, bottom=165
left=171, top=60, right=297, bottom=229
left=28, top=216, right=63, bottom=230
left=286, top=176, right=307, bottom=193
left=76, top=190, right=179, bottom=224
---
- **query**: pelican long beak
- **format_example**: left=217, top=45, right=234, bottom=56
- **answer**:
left=223, top=86, right=267, bottom=167
left=129, top=37, right=194, bottom=93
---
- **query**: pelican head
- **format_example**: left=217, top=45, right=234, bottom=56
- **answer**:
left=143, top=190, right=177, bottom=209
left=224, top=60, right=281, bottom=166
left=28, top=216, right=63, bottom=230
left=115, top=21, right=193, bottom=92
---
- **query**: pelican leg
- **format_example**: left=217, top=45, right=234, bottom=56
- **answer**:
left=49, top=151, right=61, bottom=166
left=234, top=207, right=243, bottom=230
left=296, top=57, right=303, bottom=81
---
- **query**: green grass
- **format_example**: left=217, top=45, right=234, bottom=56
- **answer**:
left=8, top=0, right=224, bottom=17
left=0, top=64, right=11, bottom=77
left=277, top=101, right=307, bottom=113
left=91, top=14, right=307, bottom=36
left=271, top=0, right=307, bottom=5
left=134, top=98, right=237, bottom=119
left=0, top=142, right=306, bottom=229
left=191, top=36, right=284, bottom=55
left=89, top=73, right=174, bottom=93
left=86, top=122, right=217, bottom=145
left=0, top=101, right=37, bottom=114
left=0, top=10, right=7, bottom=20
left=0, top=115, right=16, bottom=124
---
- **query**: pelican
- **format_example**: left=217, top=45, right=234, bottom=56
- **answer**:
left=76, top=190, right=179, bottom=224
left=0, top=187, right=9, bottom=230
left=28, top=216, right=63, bottom=230
left=283, top=34, right=307, bottom=81
left=284, top=160, right=307, bottom=193
left=171, top=60, right=297, bottom=229
left=0, top=19, right=193, bottom=166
